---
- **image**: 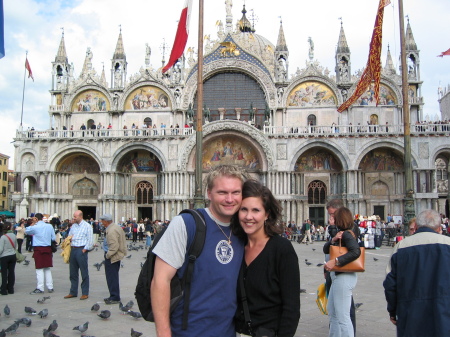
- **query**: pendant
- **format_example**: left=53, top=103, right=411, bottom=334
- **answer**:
left=228, top=240, right=232, bottom=245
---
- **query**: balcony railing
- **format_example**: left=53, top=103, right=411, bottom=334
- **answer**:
left=49, top=105, right=66, bottom=112
left=15, top=123, right=450, bottom=140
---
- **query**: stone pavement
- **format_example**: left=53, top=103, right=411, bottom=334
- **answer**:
left=0, top=239, right=397, bottom=337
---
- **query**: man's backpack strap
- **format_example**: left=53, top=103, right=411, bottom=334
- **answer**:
left=179, top=209, right=206, bottom=330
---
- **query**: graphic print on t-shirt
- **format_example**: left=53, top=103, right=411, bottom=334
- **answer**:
left=215, top=240, right=234, bottom=264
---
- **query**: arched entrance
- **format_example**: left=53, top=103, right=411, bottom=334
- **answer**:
left=308, top=180, right=327, bottom=227
left=136, top=181, right=153, bottom=220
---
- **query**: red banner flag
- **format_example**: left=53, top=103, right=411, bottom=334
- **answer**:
left=25, top=57, right=34, bottom=81
left=437, top=48, right=450, bottom=57
left=162, top=0, right=192, bottom=73
left=337, top=0, right=390, bottom=112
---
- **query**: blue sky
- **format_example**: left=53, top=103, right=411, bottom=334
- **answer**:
left=1, top=0, right=449, bottom=169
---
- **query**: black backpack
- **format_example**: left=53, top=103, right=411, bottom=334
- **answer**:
left=135, top=209, right=206, bottom=330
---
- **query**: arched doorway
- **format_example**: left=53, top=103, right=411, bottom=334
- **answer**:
left=308, top=180, right=327, bottom=227
left=136, top=181, right=153, bottom=220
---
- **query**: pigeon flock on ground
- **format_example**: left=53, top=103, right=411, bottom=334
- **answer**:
left=0, top=242, right=148, bottom=336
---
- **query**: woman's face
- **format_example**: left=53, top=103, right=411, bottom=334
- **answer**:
left=238, top=197, right=268, bottom=237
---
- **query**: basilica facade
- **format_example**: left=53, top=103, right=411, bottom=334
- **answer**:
left=12, top=6, right=450, bottom=225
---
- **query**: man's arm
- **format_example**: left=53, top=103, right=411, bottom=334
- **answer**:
left=151, top=257, right=177, bottom=337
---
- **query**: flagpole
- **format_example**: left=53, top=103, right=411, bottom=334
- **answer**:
left=398, top=0, right=415, bottom=235
left=193, top=0, right=205, bottom=209
left=20, top=51, right=28, bottom=128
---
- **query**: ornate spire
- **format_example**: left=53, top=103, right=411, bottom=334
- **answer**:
left=384, top=44, right=396, bottom=74
left=336, top=20, right=350, bottom=54
left=276, top=19, right=288, bottom=52
left=238, top=5, right=254, bottom=33
left=55, top=28, right=68, bottom=63
left=100, top=63, right=107, bottom=86
left=405, top=18, right=417, bottom=51
left=113, top=26, right=126, bottom=59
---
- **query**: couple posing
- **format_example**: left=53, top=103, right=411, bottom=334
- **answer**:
left=151, top=165, right=300, bottom=337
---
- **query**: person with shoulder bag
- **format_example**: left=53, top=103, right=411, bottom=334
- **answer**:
left=0, top=222, right=18, bottom=295
left=323, top=207, right=361, bottom=337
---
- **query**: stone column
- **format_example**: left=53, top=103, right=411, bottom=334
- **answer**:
left=218, top=108, right=225, bottom=120
left=235, top=108, right=242, bottom=121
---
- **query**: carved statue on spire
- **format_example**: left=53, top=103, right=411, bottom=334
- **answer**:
left=145, top=43, right=151, bottom=67
left=308, top=37, right=314, bottom=62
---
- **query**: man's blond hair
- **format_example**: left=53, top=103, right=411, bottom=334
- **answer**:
left=206, top=165, right=247, bottom=191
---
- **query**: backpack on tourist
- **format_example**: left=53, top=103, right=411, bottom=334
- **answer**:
left=135, top=209, right=206, bottom=330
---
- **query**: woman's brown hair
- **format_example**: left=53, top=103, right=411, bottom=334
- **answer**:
left=334, top=207, right=354, bottom=230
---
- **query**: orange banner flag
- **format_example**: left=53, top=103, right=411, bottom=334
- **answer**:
left=337, top=0, right=390, bottom=113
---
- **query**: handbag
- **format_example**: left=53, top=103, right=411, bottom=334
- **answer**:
left=316, top=283, right=328, bottom=315
left=51, top=240, right=57, bottom=253
left=329, top=231, right=365, bottom=272
left=5, top=234, right=26, bottom=263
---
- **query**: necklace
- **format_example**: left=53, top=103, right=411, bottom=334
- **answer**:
left=214, top=221, right=232, bottom=245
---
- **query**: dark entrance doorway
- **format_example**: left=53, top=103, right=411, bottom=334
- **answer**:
left=78, top=206, right=96, bottom=220
left=138, top=207, right=152, bottom=221
left=373, top=205, right=385, bottom=221
left=309, top=207, right=325, bottom=227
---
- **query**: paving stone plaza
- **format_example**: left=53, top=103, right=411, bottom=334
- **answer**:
left=0, top=240, right=396, bottom=337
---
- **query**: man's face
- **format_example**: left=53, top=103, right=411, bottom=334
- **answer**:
left=409, top=222, right=416, bottom=235
left=328, top=207, right=337, bottom=225
left=101, top=220, right=111, bottom=228
left=73, top=212, right=83, bottom=224
left=207, top=176, right=243, bottom=223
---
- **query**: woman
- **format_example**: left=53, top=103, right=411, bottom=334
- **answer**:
left=323, top=207, right=361, bottom=337
left=15, top=220, right=26, bottom=253
left=0, top=222, right=18, bottom=295
left=232, top=180, right=300, bottom=337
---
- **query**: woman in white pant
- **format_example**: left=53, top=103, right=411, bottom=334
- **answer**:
left=323, top=207, right=361, bottom=337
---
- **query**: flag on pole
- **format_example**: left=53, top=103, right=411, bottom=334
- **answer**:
left=0, top=0, right=5, bottom=59
left=162, top=0, right=192, bottom=73
left=25, top=57, right=34, bottom=81
left=437, top=48, right=450, bottom=57
left=337, top=0, right=390, bottom=113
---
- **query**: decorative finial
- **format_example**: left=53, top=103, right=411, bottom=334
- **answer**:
left=338, top=17, right=343, bottom=26
left=119, top=24, right=122, bottom=33
left=60, top=27, right=64, bottom=37
left=278, top=16, right=282, bottom=25
left=405, top=15, right=409, bottom=23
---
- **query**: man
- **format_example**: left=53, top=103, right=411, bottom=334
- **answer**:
left=325, top=199, right=356, bottom=335
left=25, top=212, right=56, bottom=294
left=301, top=219, right=313, bottom=244
left=383, top=209, right=450, bottom=336
left=100, top=214, right=126, bottom=305
left=64, top=210, right=93, bottom=300
left=151, top=165, right=246, bottom=337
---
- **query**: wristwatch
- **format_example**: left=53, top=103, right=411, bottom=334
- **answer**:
left=335, top=257, right=340, bottom=266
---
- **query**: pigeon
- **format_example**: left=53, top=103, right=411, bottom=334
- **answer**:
left=126, top=255, right=132, bottom=259
left=91, top=303, right=100, bottom=312
left=38, top=308, right=49, bottom=318
left=305, top=261, right=312, bottom=266
left=38, top=296, right=51, bottom=304
left=93, top=263, right=103, bottom=271
left=5, top=321, right=19, bottom=334
left=4, top=304, right=10, bottom=316
left=317, top=263, right=324, bottom=267
left=121, top=262, right=124, bottom=268
left=23, top=259, right=30, bottom=266
left=25, top=306, right=37, bottom=315
left=305, top=259, right=308, bottom=262
left=47, top=319, right=58, bottom=332
left=300, top=288, right=307, bottom=293
left=125, top=300, right=134, bottom=309
left=373, top=257, right=379, bottom=261
left=128, top=311, right=142, bottom=319
left=73, top=321, right=89, bottom=333
left=119, top=302, right=131, bottom=314
left=131, top=328, right=143, bottom=337
left=16, top=317, right=32, bottom=327
left=355, top=303, right=363, bottom=309
left=312, top=248, right=316, bottom=251
left=43, top=328, right=60, bottom=337
left=97, top=310, right=111, bottom=319
left=0, top=329, right=5, bottom=337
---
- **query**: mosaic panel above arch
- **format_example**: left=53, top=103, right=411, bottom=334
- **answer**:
left=288, top=81, right=337, bottom=107
left=117, top=150, right=162, bottom=173
left=71, top=90, right=109, bottom=112
left=356, top=83, right=397, bottom=106
left=295, top=149, right=342, bottom=172
left=125, top=86, right=171, bottom=110
left=57, top=154, right=100, bottom=173
left=203, top=136, right=261, bottom=171
left=358, top=149, right=403, bottom=171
